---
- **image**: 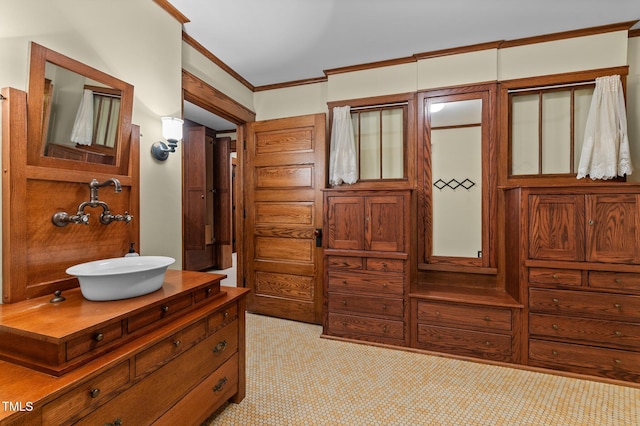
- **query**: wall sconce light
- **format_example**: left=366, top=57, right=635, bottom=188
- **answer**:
left=151, top=117, right=184, bottom=161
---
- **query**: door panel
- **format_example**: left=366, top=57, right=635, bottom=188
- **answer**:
left=245, top=114, right=325, bottom=323
left=183, top=125, right=207, bottom=252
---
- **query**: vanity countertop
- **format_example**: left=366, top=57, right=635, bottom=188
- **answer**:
left=0, top=269, right=229, bottom=376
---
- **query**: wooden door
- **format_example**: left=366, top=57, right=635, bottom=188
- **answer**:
left=366, top=195, right=405, bottom=252
left=528, top=194, right=585, bottom=261
left=326, top=196, right=364, bottom=250
left=213, top=137, right=233, bottom=269
left=183, top=124, right=215, bottom=271
left=587, top=194, right=640, bottom=264
left=245, top=113, right=326, bottom=323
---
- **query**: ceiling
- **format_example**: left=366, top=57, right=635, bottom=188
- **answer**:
left=169, top=0, right=640, bottom=130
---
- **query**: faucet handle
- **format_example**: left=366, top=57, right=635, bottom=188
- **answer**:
left=78, top=213, right=90, bottom=225
left=123, top=211, right=133, bottom=223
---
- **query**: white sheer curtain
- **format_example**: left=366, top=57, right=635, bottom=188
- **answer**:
left=70, top=89, right=94, bottom=145
left=329, top=106, right=358, bottom=186
left=577, top=75, right=633, bottom=179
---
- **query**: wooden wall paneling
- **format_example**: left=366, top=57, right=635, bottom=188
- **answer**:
left=2, top=87, right=140, bottom=303
left=2, top=88, right=29, bottom=303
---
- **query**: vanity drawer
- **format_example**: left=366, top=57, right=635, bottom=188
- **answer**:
left=134, top=320, right=206, bottom=377
left=153, top=354, right=239, bottom=426
left=194, top=284, right=222, bottom=303
left=529, top=313, right=640, bottom=349
left=326, top=256, right=363, bottom=270
left=328, top=293, right=403, bottom=319
left=529, top=268, right=582, bottom=286
left=416, top=324, right=512, bottom=361
left=127, top=293, right=193, bottom=332
left=327, top=313, right=404, bottom=341
left=66, top=321, right=124, bottom=361
left=76, top=327, right=233, bottom=426
left=529, top=288, right=640, bottom=320
left=416, top=300, right=512, bottom=332
left=589, top=272, right=640, bottom=293
left=208, top=303, right=238, bottom=333
left=529, top=339, right=640, bottom=381
left=42, top=361, right=130, bottom=426
left=365, top=258, right=404, bottom=273
left=328, top=272, right=404, bottom=296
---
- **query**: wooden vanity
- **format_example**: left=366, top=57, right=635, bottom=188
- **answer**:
left=0, top=270, right=249, bottom=426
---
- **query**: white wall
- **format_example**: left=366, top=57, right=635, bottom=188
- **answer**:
left=0, top=0, right=185, bottom=275
left=628, top=36, right=640, bottom=182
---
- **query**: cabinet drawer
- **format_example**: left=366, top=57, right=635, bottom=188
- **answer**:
left=366, top=258, right=404, bottom=273
left=529, top=313, right=640, bottom=350
left=326, top=256, right=363, bottom=270
left=416, top=300, right=512, bottom=332
left=328, top=293, right=403, bottom=319
left=208, top=303, right=238, bottom=334
left=529, top=288, right=640, bottom=320
left=328, top=272, right=404, bottom=296
left=127, top=293, right=193, bottom=332
left=529, top=268, right=582, bottom=286
left=152, top=354, right=239, bottom=426
left=194, top=284, right=222, bottom=304
left=76, top=326, right=233, bottom=426
left=135, top=320, right=207, bottom=377
left=416, top=325, right=512, bottom=361
left=589, top=271, right=640, bottom=293
left=327, top=313, right=404, bottom=341
left=529, top=339, right=640, bottom=381
left=66, top=321, right=123, bottom=361
left=43, top=361, right=130, bottom=426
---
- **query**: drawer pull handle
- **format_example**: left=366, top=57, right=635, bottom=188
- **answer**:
left=213, top=340, right=228, bottom=353
left=615, top=278, right=622, bottom=284
left=342, top=280, right=348, bottom=285
left=484, top=341, right=491, bottom=346
left=341, top=300, right=347, bottom=305
left=94, top=333, right=105, bottom=342
left=552, top=298, right=559, bottom=304
left=588, top=219, right=594, bottom=226
left=224, top=311, right=229, bottom=319
left=89, top=388, right=100, bottom=398
left=614, top=331, right=623, bottom=336
left=382, top=304, right=387, bottom=310
left=105, top=418, right=122, bottom=426
left=552, top=350, right=558, bottom=356
left=552, top=324, right=559, bottom=330
left=161, top=305, right=169, bottom=313
left=382, top=326, right=388, bottom=333
left=173, top=340, right=181, bottom=347
left=435, top=311, right=441, bottom=316
left=382, top=283, right=388, bottom=288
left=213, top=377, right=228, bottom=393
left=614, top=303, right=622, bottom=309
left=614, top=359, right=622, bottom=365
left=552, top=274, right=559, bottom=279
left=342, top=321, right=347, bottom=326
left=382, top=262, right=388, bottom=268
left=206, top=287, right=213, bottom=294
left=483, top=316, right=491, bottom=322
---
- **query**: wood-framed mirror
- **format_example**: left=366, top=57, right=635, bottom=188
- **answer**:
left=27, top=42, right=134, bottom=176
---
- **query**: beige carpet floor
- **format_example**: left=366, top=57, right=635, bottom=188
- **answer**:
left=206, top=313, right=640, bottom=425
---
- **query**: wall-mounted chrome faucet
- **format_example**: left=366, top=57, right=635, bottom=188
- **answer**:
left=52, top=178, right=133, bottom=227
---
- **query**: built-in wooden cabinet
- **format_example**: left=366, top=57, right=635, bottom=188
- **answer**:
left=518, top=186, right=640, bottom=383
left=323, top=189, right=413, bottom=346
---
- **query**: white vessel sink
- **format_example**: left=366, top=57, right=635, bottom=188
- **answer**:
left=66, top=256, right=175, bottom=301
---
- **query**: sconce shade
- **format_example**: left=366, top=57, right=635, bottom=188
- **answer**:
left=152, top=117, right=184, bottom=161
left=161, top=116, right=184, bottom=142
